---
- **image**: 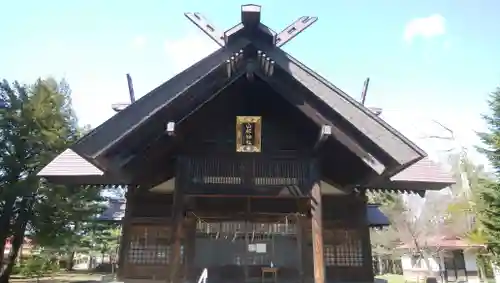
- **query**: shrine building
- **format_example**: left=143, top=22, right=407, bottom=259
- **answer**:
left=39, top=5, right=454, bottom=283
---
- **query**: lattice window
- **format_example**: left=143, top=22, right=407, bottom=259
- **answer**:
left=127, top=225, right=184, bottom=265
left=324, top=245, right=336, bottom=266
left=324, top=230, right=364, bottom=267
left=127, top=240, right=185, bottom=265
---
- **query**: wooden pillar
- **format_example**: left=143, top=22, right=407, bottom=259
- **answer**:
left=244, top=197, right=251, bottom=281
left=184, top=216, right=197, bottom=283
left=360, top=192, right=375, bottom=282
left=117, top=185, right=135, bottom=280
left=296, top=213, right=306, bottom=283
left=310, top=182, right=325, bottom=283
left=168, top=183, right=185, bottom=283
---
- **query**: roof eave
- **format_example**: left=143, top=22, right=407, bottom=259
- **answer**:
left=71, top=39, right=251, bottom=164
left=366, top=180, right=454, bottom=191
left=253, top=40, right=426, bottom=172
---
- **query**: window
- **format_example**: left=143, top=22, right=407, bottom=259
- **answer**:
left=444, top=250, right=465, bottom=270
left=127, top=239, right=185, bottom=265
left=324, top=230, right=364, bottom=267
left=126, top=225, right=184, bottom=265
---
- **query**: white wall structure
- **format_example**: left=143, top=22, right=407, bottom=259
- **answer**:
left=401, top=249, right=480, bottom=283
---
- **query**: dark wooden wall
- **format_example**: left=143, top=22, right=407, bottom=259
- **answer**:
left=177, top=77, right=317, bottom=156
left=117, top=76, right=376, bottom=282
left=125, top=76, right=373, bottom=190
left=121, top=193, right=374, bottom=282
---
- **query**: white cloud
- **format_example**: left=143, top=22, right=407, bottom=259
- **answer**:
left=403, top=14, right=446, bottom=43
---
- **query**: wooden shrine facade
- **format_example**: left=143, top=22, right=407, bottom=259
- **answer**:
left=39, top=5, right=454, bottom=283
left=119, top=192, right=376, bottom=283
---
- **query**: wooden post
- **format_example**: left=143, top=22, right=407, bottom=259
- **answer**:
left=168, top=184, right=185, bottom=283
left=117, top=185, right=135, bottom=280
left=360, top=192, right=375, bottom=282
left=244, top=197, right=251, bottom=282
left=184, top=216, right=197, bottom=283
left=310, top=182, right=325, bottom=283
left=296, top=213, right=305, bottom=283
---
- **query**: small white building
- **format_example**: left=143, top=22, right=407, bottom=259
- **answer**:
left=400, top=237, right=484, bottom=283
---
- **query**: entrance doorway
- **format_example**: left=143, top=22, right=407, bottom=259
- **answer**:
left=192, top=214, right=301, bottom=283
left=444, top=250, right=467, bottom=282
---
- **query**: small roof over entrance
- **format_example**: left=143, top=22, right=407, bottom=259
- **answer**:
left=39, top=5, right=453, bottom=193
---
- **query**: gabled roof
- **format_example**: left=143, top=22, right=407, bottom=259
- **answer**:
left=367, top=157, right=454, bottom=190
left=39, top=5, right=451, bottom=190
left=252, top=42, right=426, bottom=169
left=71, top=42, right=249, bottom=168
left=398, top=236, right=485, bottom=249
left=38, top=149, right=103, bottom=177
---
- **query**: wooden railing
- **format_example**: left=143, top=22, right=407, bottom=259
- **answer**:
left=177, top=155, right=314, bottom=194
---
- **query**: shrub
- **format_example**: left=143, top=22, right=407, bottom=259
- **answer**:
left=19, top=255, right=59, bottom=278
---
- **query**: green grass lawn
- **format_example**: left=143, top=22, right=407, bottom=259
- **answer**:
left=376, top=274, right=409, bottom=283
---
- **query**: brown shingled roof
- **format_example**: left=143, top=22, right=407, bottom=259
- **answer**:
left=370, top=157, right=454, bottom=190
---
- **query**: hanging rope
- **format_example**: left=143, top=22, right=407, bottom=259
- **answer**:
left=189, top=211, right=302, bottom=241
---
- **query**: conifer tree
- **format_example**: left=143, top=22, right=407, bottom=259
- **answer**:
left=477, top=87, right=500, bottom=262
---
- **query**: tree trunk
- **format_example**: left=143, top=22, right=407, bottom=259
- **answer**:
left=0, top=196, right=17, bottom=265
left=0, top=198, right=30, bottom=283
left=66, top=251, right=75, bottom=271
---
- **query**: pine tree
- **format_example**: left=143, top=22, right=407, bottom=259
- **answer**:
left=0, top=78, right=86, bottom=281
left=477, top=87, right=500, bottom=262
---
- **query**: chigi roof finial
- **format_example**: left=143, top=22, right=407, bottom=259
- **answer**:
left=184, top=5, right=317, bottom=48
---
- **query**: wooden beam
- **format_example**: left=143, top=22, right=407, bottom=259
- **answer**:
left=296, top=213, right=306, bottom=283
left=72, top=39, right=250, bottom=161
left=253, top=41, right=425, bottom=167
left=241, top=4, right=261, bottom=28
left=244, top=197, right=251, bottom=281
left=276, top=16, right=318, bottom=48
left=360, top=193, right=375, bottom=282
left=184, top=216, right=197, bottom=283
left=126, top=73, right=136, bottom=103
left=257, top=71, right=386, bottom=176
left=310, top=182, right=325, bottom=283
left=168, top=180, right=185, bottom=283
left=360, top=77, right=370, bottom=106
left=184, top=12, right=224, bottom=47
left=313, top=125, right=332, bottom=151
left=117, top=185, right=135, bottom=280
left=118, top=70, right=247, bottom=177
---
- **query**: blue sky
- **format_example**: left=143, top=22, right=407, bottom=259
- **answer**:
left=1, top=0, right=498, bottom=167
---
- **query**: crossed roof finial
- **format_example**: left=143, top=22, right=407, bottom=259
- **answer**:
left=185, top=4, right=317, bottom=48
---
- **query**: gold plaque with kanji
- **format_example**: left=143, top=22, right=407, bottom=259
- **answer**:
left=236, top=116, right=262, bottom=153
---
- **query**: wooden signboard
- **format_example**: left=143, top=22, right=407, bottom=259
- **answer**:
left=236, top=116, right=262, bottom=153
